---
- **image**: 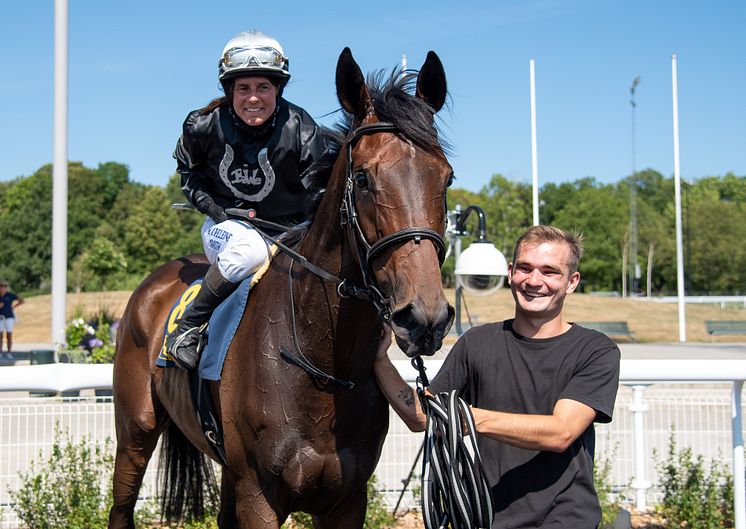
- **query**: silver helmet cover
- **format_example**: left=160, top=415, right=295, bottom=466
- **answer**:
left=218, top=29, right=290, bottom=83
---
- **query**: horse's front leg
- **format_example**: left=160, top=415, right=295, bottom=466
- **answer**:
left=232, top=472, right=284, bottom=529
left=312, top=483, right=367, bottom=529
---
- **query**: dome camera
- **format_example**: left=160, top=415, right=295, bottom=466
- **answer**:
left=454, top=241, right=509, bottom=296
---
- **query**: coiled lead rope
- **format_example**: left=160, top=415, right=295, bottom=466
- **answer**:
left=413, top=357, right=494, bottom=529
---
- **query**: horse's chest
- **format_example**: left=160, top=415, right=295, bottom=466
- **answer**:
left=257, top=401, right=387, bottom=497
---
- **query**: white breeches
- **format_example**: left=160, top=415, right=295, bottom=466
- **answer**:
left=201, top=218, right=270, bottom=283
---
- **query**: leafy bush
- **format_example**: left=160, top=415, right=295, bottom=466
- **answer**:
left=656, top=432, right=734, bottom=529
left=8, top=427, right=113, bottom=529
left=594, top=447, right=623, bottom=528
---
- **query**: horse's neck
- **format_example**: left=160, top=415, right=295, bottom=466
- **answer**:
left=284, top=166, right=381, bottom=375
left=297, top=160, right=348, bottom=279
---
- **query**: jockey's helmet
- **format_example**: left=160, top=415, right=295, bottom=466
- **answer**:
left=218, top=30, right=290, bottom=89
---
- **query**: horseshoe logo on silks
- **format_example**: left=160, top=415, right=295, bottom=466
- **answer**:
left=219, top=146, right=276, bottom=202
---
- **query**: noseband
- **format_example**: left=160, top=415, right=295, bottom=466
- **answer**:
left=339, top=122, right=447, bottom=321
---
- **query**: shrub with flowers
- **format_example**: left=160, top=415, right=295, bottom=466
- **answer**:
left=63, top=313, right=118, bottom=364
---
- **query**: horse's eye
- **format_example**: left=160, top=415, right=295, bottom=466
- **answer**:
left=354, top=171, right=369, bottom=188
left=447, top=173, right=456, bottom=188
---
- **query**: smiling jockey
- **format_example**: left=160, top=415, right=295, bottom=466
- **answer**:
left=167, top=29, right=329, bottom=370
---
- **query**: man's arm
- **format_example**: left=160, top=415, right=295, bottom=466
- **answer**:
left=12, top=296, right=23, bottom=308
left=471, top=398, right=597, bottom=452
left=372, top=331, right=427, bottom=432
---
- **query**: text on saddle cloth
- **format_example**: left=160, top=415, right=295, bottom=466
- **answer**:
left=157, top=245, right=278, bottom=380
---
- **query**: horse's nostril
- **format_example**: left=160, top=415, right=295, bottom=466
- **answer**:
left=391, top=302, right=455, bottom=357
left=391, top=304, right=418, bottom=332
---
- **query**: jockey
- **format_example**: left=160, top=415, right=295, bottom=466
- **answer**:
left=167, top=29, right=329, bottom=370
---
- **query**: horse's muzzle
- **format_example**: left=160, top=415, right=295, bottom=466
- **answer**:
left=390, top=300, right=455, bottom=357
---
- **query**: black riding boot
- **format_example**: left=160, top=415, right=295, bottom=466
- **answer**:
left=166, top=264, right=239, bottom=370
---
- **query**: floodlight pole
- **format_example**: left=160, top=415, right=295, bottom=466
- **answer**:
left=530, top=59, right=540, bottom=226
left=671, top=54, right=686, bottom=342
left=629, top=76, right=641, bottom=297
left=52, top=0, right=69, bottom=352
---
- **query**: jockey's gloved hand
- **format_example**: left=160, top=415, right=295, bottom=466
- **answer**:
left=205, top=201, right=229, bottom=223
left=195, top=194, right=229, bottom=224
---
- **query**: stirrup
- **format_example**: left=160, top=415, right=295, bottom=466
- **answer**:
left=168, top=323, right=208, bottom=370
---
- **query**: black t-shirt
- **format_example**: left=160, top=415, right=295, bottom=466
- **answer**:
left=429, top=320, right=620, bottom=529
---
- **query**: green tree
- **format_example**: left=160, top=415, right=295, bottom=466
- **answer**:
left=0, top=167, right=53, bottom=289
left=95, top=162, right=130, bottom=210
left=685, top=179, right=746, bottom=293
left=540, top=177, right=598, bottom=226
left=106, top=181, right=148, bottom=246
left=478, top=174, right=532, bottom=256
left=166, top=172, right=204, bottom=256
left=552, top=184, right=628, bottom=292
left=123, top=186, right=182, bottom=274
left=83, top=237, right=128, bottom=290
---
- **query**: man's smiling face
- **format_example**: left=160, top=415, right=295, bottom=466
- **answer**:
left=508, top=241, right=580, bottom=320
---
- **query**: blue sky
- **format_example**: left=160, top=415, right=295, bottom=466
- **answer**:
left=1, top=0, right=744, bottom=192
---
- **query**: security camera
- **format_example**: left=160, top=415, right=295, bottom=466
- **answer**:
left=454, top=241, right=509, bottom=296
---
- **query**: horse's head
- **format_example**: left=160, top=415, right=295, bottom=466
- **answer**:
left=335, top=48, right=455, bottom=357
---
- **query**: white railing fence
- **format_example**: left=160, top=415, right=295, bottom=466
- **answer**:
left=2, top=360, right=746, bottom=528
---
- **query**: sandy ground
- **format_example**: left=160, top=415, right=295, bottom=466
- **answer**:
left=10, top=288, right=746, bottom=345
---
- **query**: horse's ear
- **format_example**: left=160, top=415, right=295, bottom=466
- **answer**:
left=416, top=51, right=447, bottom=112
left=336, top=47, right=371, bottom=120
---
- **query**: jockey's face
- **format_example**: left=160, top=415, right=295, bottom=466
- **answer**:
left=231, top=76, right=279, bottom=127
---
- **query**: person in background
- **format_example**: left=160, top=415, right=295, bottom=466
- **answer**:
left=374, top=225, right=621, bottom=528
left=166, top=29, right=329, bottom=370
left=0, top=280, right=24, bottom=360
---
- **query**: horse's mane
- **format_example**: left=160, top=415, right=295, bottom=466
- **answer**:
left=324, top=70, right=451, bottom=159
left=301, top=69, right=450, bottom=222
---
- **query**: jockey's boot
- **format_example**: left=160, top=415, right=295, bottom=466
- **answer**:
left=167, top=264, right=238, bottom=370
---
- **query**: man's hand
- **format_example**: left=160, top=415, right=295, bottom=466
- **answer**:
left=376, top=326, right=393, bottom=362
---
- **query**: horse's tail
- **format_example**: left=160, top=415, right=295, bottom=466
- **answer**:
left=158, top=422, right=218, bottom=524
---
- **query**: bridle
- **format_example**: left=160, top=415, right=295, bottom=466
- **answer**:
left=231, top=121, right=448, bottom=388
left=339, top=121, right=447, bottom=321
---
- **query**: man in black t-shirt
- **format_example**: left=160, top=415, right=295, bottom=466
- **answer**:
left=374, top=225, right=620, bottom=529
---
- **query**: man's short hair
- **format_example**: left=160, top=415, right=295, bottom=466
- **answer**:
left=512, top=225, right=584, bottom=274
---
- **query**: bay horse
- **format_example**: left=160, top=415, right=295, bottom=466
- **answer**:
left=109, top=48, right=455, bottom=529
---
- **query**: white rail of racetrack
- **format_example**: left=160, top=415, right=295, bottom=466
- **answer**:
left=1, top=359, right=746, bottom=529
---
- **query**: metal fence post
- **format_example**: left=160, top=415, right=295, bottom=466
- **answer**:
left=629, top=384, right=651, bottom=511
left=732, top=381, right=745, bottom=529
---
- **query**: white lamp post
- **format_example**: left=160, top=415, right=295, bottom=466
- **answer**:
left=447, top=205, right=509, bottom=335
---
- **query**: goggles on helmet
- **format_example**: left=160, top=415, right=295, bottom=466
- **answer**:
left=221, top=46, right=288, bottom=75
